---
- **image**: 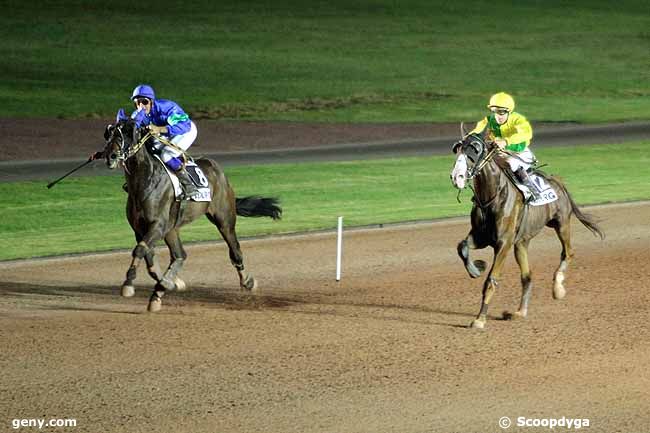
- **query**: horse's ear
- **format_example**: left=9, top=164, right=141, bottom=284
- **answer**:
left=115, top=108, right=128, bottom=122
left=104, top=124, right=113, bottom=141
left=460, top=122, right=467, bottom=138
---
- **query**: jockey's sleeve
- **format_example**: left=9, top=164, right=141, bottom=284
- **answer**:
left=165, top=109, right=191, bottom=136
left=155, top=99, right=191, bottom=136
left=505, top=113, right=532, bottom=152
left=469, top=118, right=488, bottom=136
left=131, top=109, right=149, bottom=127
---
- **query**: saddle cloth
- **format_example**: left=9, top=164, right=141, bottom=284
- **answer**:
left=154, top=155, right=212, bottom=202
left=515, top=172, right=559, bottom=206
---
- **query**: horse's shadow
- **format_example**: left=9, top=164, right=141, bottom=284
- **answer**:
left=0, top=280, right=302, bottom=314
left=0, top=280, right=500, bottom=327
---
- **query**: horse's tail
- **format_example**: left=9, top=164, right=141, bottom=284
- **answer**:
left=235, top=196, right=282, bottom=220
left=555, top=179, right=605, bottom=239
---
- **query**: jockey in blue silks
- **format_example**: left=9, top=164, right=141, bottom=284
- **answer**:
left=129, top=84, right=199, bottom=198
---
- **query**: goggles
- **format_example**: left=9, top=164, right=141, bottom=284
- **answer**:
left=490, top=107, right=510, bottom=116
left=134, top=98, right=150, bottom=106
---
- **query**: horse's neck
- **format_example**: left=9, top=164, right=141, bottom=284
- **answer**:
left=473, top=160, right=509, bottom=207
left=125, top=145, right=162, bottom=189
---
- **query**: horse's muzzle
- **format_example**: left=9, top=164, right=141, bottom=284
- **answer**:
left=451, top=173, right=466, bottom=190
left=107, top=152, right=119, bottom=169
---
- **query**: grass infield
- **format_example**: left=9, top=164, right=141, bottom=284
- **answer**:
left=1, top=0, right=649, bottom=122
left=1, top=141, right=648, bottom=261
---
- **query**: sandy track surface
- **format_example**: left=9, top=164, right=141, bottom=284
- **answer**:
left=1, top=202, right=649, bottom=433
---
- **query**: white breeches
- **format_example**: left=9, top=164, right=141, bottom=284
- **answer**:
left=506, top=147, right=536, bottom=172
left=155, top=121, right=198, bottom=162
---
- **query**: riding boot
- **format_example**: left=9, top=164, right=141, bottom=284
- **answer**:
left=175, top=168, right=199, bottom=199
left=515, top=167, right=541, bottom=204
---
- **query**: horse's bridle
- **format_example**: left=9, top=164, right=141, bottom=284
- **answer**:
left=458, top=134, right=502, bottom=208
left=467, top=144, right=499, bottom=180
left=107, top=123, right=153, bottom=163
left=459, top=134, right=497, bottom=179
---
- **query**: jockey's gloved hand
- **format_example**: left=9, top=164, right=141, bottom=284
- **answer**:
left=148, top=124, right=165, bottom=135
left=89, top=151, right=104, bottom=161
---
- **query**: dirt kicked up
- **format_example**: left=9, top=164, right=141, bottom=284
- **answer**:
left=1, top=201, right=649, bottom=433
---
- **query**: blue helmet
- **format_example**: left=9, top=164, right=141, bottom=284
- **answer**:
left=131, top=84, right=155, bottom=100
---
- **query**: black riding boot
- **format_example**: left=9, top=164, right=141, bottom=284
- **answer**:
left=175, top=168, right=199, bottom=199
left=514, top=167, right=541, bottom=203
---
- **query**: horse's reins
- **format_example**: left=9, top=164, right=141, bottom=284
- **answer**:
left=115, top=128, right=190, bottom=164
left=467, top=144, right=499, bottom=180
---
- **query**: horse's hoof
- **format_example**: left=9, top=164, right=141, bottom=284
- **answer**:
left=467, top=260, right=487, bottom=279
left=160, top=277, right=176, bottom=291
left=147, top=296, right=162, bottom=312
left=553, top=273, right=566, bottom=299
left=174, top=277, right=187, bottom=292
left=468, top=267, right=481, bottom=279
left=474, top=260, right=487, bottom=272
left=241, top=275, right=258, bottom=292
left=504, top=310, right=527, bottom=320
left=470, top=319, right=486, bottom=329
left=121, top=285, right=135, bottom=297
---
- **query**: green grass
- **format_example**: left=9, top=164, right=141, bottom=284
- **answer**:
left=1, top=0, right=649, bottom=122
left=1, top=141, right=649, bottom=261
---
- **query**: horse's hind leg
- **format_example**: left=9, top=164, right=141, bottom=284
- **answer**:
left=206, top=212, right=257, bottom=292
left=457, top=231, right=487, bottom=278
left=510, top=240, right=532, bottom=319
left=553, top=221, right=574, bottom=300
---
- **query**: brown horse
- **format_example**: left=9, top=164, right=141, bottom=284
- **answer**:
left=450, top=131, right=604, bottom=329
left=102, top=119, right=282, bottom=312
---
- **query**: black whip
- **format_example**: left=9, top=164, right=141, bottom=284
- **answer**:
left=46, top=158, right=94, bottom=189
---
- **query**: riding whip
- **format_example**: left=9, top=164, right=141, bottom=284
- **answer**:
left=46, top=158, right=94, bottom=189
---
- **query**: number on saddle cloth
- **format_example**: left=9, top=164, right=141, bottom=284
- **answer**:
left=185, top=164, right=209, bottom=188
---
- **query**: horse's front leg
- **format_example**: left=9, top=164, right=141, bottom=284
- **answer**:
left=457, top=230, right=488, bottom=278
left=121, top=240, right=153, bottom=297
left=145, top=249, right=163, bottom=282
left=159, top=229, right=188, bottom=292
left=471, top=239, right=513, bottom=329
left=122, top=221, right=167, bottom=310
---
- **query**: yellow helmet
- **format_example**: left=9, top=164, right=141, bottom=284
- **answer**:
left=487, top=92, right=515, bottom=112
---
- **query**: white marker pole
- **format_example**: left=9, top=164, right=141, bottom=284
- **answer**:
left=336, top=216, right=343, bottom=281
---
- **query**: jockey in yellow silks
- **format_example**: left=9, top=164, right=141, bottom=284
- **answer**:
left=469, top=92, right=540, bottom=202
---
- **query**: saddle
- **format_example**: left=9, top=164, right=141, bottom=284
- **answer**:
left=142, top=141, right=211, bottom=201
left=154, top=156, right=212, bottom=202
left=495, top=157, right=559, bottom=206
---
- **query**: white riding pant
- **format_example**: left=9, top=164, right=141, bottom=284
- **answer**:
left=506, top=147, right=536, bottom=172
left=155, top=121, right=198, bottom=163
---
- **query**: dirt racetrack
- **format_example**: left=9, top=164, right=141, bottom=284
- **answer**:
left=1, top=201, right=649, bottom=433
